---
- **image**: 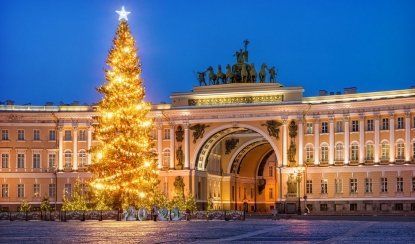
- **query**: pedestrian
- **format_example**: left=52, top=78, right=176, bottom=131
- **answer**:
left=152, top=205, right=158, bottom=221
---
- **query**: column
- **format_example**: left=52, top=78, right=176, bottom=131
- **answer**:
left=298, top=117, right=304, bottom=166
left=169, top=124, right=175, bottom=169
left=359, top=114, right=365, bottom=164
left=58, top=127, right=63, bottom=171
left=157, top=124, right=163, bottom=169
left=344, top=116, right=349, bottom=165
left=329, top=116, right=335, bottom=165
left=87, top=126, right=92, bottom=165
left=405, top=112, right=411, bottom=162
left=314, top=118, right=320, bottom=165
left=389, top=112, right=395, bottom=162
left=72, top=125, right=78, bottom=170
left=184, top=123, right=190, bottom=169
left=374, top=114, right=380, bottom=163
left=282, top=120, right=288, bottom=166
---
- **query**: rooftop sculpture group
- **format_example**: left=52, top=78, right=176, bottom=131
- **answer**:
left=197, top=40, right=278, bottom=86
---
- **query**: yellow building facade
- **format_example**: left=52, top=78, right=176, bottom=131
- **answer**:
left=1, top=83, right=415, bottom=214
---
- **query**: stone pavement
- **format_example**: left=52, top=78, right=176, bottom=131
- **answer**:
left=0, top=217, right=414, bottom=243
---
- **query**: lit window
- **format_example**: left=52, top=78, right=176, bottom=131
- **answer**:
left=48, top=154, right=56, bottom=168
left=350, top=178, right=357, bottom=193
left=17, top=130, right=25, bottom=141
left=163, top=149, right=170, bottom=167
left=33, top=130, right=40, bottom=141
left=365, top=178, right=372, bottom=193
left=381, top=142, right=389, bottom=161
left=366, top=120, right=374, bottom=131
left=64, top=151, right=72, bottom=169
left=1, top=184, right=8, bottom=198
left=1, top=130, right=9, bottom=140
left=396, top=142, right=405, bottom=160
left=366, top=143, right=374, bottom=160
left=1, top=153, right=9, bottom=168
left=381, top=177, right=388, bottom=193
left=397, top=177, right=403, bottom=193
left=78, top=150, right=87, bottom=167
left=320, top=144, right=328, bottom=162
left=351, top=120, right=359, bottom=132
left=321, top=122, right=328, bottom=133
left=335, top=143, right=344, bottom=161
left=320, top=179, right=328, bottom=194
left=351, top=143, right=359, bottom=161
left=305, top=144, right=314, bottom=162
left=33, top=184, right=40, bottom=198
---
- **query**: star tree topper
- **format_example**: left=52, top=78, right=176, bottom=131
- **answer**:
left=116, top=6, right=131, bottom=21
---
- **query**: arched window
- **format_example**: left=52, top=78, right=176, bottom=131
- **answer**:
left=351, top=143, right=359, bottom=161
left=305, top=144, right=314, bottom=162
left=78, top=150, right=87, bottom=167
left=64, top=150, right=72, bottom=169
left=381, top=141, right=389, bottom=161
left=320, top=144, right=329, bottom=162
left=163, top=149, right=170, bottom=167
left=366, top=142, right=374, bottom=160
left=396, top=141, right=405, bottom=160
left=335, top=143, right=344, bottom=161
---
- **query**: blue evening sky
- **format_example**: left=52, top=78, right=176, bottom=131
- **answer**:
left=0, top=0, right=414, bottom=105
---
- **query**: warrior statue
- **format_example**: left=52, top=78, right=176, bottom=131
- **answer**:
left=217, top=65, right=226, bottom=84
left=249, top=63, right=257, bottom=82
left=259, top=64, right=267, bottom=83
left=197, top=71, right=207, bottom=86
left=225, top=64, right=234, bottom=83
left=268, top=66, right=277, bottom=82
left=241, top=64, right=248, bottom=83
left=243, top=39, right=249, bottom=63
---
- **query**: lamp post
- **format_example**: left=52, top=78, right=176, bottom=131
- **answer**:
left=294, top=168, right=304, bottom=215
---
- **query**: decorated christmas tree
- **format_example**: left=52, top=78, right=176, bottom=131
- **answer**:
left=90, top=7, right=159, bottom=210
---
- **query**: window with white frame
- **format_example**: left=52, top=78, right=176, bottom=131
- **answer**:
left=17, top=129, right=25, bottom=141
left=268, top=165, right=273, bottom=177
left=64, top=130, right=72, bottom=141
left=366, top=119, right=374, bottom=131
left=1, top=153, right=9, bottom=168
left=17, top=184, right=24, bottom=198
left=335, top=178, right=342, bottom=194
left=1, top=130, right=9, bottom=140
left=335, top=143, right=344, bottom=161
left=64, top=184, right=72, bottom=198
left=381, top=142, right=389, bottom=160
left=306, top=180, right=312, bottom=194
left=381, top=177, right=388, bottom=192
left=306, top=123, right=313, bottom=134
left=396, top=142, right=405, bottom=160
left=164, top=128, right=170, bottom=140
left=305, top=144, right=314, bottom=162
left=32, top=153, right=40, bottom=168
left=365, top=178, right=372, bottom=193
left=64, top=150, right=72, bottom=169
left=336, top=121, right=343, bottom=132
left=1, top=184, right=8, bottom=198
left=17, top=153, right=25, bottom=168
left=33, top=184, right=40, bottom=198
left=350, top=178, right=357, bottom=193
left=48, top=153, right=56, bottom=168
left=33, top=129, right=40, bottom=141
left=382, top=118, right=389, bottom=130
left=49, top=183, right=56, bottom=197
left=321, top=179, right=328, bottom=194
left=78, top=150, right=87, bottom=167
left=78, top=130, right=86, bottom=141
left=366, top=143, right=374, bottom=160
left=351, top=143, right=359, bottom=161
left=320, top=144, right=329, bottom=162
left=351, top=120, right=359, bottom=132
left=321, top=122, right=328, bottom=133
left=163, top=149, right=170, bottom=167
left=49, top=130, right=56, bottom=141
left=397, top=117, right=404, bottom=129
left=397, top=177, right=403, bottom=193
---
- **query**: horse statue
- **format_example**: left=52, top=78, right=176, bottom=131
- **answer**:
left=249, top=63, right=257, bottom=82
left=207, top=66, right=217, bottom=85
left=197, top=71, right=207, bottom=86
left=241, top=64, right=248, bottom=83
left=259, top=63, right=267, bottom=83
left=225, top=64, right=234, bottom=83
left=216, top=65, right=226, bottom=84
left=268, top=66, right=277, bottom=83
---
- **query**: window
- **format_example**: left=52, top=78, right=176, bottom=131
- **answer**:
left=305, top=145, right=314, bottom=162
left=1, top=153, right=9, bottom=168
left=33, top=184, right=40, bottom=197
left=17, top=153, right=25, bottom=168
left=395, top=203, right=403, bottom=211
left=321, top=179, right=328, bottom=194
left=163, top=129, right=170, bottom=140
left=32, top=153, right=40, bottom=168
left=269, top=188, right=273, bottom=199
left=1, top=130, right=9, bottom=140
left=381, top=142, right=389, bottom=161
left=351, top=143, right=359, bottom=161
left=1, top=184, right=8, bottom=198
left=48, top=154, right=56, bottom=168
left=382, top=118, right=389, bottom=130
left=396, top=142, right=405, bottom=160
left=413, top=142, right=415, bottom=159
left=397, top=117, right=404, bottom=129
left=64, top=184, right=72, bottom=198
left=268, top=166, right=273, bottom=177
left=397, top=177, right=403, bottom=193
left=18, top=184, right=24, bottom=198
left=33, top=129, right=40, bottom=141
left=163, top=149, right=170, bottom=167
left=306, top=123, right=313, bottom=134
left=335, top=143, right=344, bottom=161
left=335, top=179, right=343, bottom=194
left=64, top=151, right=72, bottom=169
left=321, top=122, right=328, bottom=133
left=366, top=143, right=374, bottom=160
left=306, top=180, right=312, bottom=194
left=350, top=179, right=357, bottom=193
left=351, top=120, right=359, bottom=132
left=78, top=130, right=86, bottom=141
left=366, top=119, right=374, bottom=131
left=381, top=177, right=388, bottom=193
left=64, top=130, right=72, bottom=141
left=336, top=121, right=343, bottom=132
left=320, top=144, right=329, bottom=162
left=350, top=203, right=357, bottom=211
left=365, top=178, right=372, bottom=193
left=49, top=130, right=56, bottom=141
left=413, top=177, right=415, bottom=192
left=79, top=150, right=87, bottom=167
left=17, top=129, right=25, bottom=141
left=320, top=204, right=328, bottom=211
left=49, top=184, right=56, bottom=197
